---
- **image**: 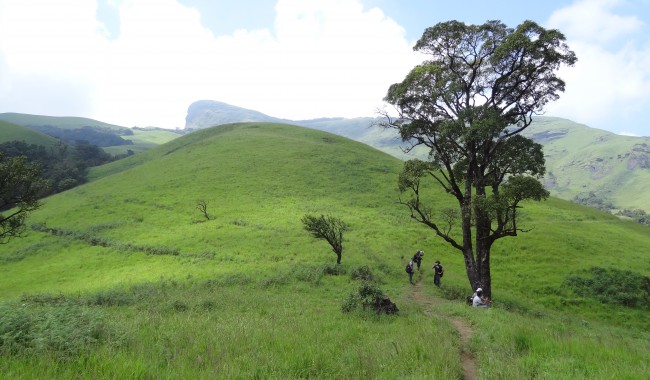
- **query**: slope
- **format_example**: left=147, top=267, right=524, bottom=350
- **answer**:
left=2, top=122, right=416, bottom=296
left=0, top=122, right=648, bottom=378
left=0, top=112, right=181, bottom=154
left=184, top=100, right=650, bottom=216
left=3, top=122, right=648, bottom=319
left=0, top=112, right=128, bottom=131
left=0, top=119, right=61, bottom=148
left=521, top=117, right=650, bottom=212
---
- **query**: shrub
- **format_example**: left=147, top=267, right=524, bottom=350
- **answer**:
left=323, top=264, right=346, bottom=276
left=564, top=267, right=650, bottom=309
left=341, top=282, right=398, bottom=315
left=350, top=265, right=374, bottom=281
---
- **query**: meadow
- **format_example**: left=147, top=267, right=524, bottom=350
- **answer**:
left=1, top=123, right=649, bottom=379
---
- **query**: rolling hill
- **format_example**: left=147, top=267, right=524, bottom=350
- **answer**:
left=185, top=100, right=650, bottom=216
left=0, top=122, right=648, bottom=377
left=520, top=117, right=650, bottom=213
left=0, top=119, right=61, bottom=148
left=0, top=112, right=130, bottom=131
left=0, top=112, right=181, bottom=154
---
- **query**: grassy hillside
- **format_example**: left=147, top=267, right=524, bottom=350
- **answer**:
left=522, top=117, right=650, bottom=213
left=0, top=113, right=128, bottom=131
left=101, top=129, right=181, bottom=155
left=0, top=120, right=61, bottom=148
left=183, top=101, right=650, bottom=217
left=0, top=112, right=181, bottom=154
left=0, top=123, right=648, bottom=378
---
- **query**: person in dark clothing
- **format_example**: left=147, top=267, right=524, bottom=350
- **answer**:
left=406, top=260, right=415, bottom=284
left=432, top=260, right=444, bottom=287
left=412, top=250, right=424, bottom=271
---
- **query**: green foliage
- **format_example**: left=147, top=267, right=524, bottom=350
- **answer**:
left=0, top=140, right=113, bottom=194
left=341, top=282, right=385, bottom=313
left=350, top=265, right=374, bottom=281
left=0, top=154, right=49, bottom=243
left=385, top=20, right=576, bottom=298
left=564, top=267, right=650, bottom=309
left=301, top=214, right=349, bottom=263
left=0, top=302, right=118, bottom=357
left=616, top=208, right=650, bottom=227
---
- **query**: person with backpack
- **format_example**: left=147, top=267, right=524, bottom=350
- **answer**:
left=405, top=260, right=415, bottom=284
left=432, top=260, right=444, bottom=287
left=412, top=250, right=424, bottom=271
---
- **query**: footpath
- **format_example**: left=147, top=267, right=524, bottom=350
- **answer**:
left=406, top=272, right=478, bottom=380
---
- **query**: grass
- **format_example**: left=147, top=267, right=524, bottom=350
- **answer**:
left=1, top=122, right=649, bottom=378
left=0, top=120, right=60, bottom=148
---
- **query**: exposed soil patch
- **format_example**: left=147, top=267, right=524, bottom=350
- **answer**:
left=451, top=319, right=477, bottom=380
left=410, top=276, right=477, bottom=380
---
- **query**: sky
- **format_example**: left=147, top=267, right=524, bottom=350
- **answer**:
left=1, top=0, right=649, bottom=136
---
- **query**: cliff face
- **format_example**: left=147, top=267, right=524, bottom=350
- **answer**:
left=184, top=100, right=286, bottom=130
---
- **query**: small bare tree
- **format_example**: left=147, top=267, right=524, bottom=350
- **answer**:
left=301, top=214, right=348, bottom=264
left=196, top=200, right=210, bottom=220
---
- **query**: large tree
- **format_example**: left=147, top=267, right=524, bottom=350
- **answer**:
left=0, top=154, right=49, bottom=243
left=382, top=20, right=576, bottom=299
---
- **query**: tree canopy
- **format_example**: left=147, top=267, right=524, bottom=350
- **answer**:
left=302, top=214, right=348, bottom=264
left=0, top=154, right=49, bottom=243
left=382, top=20, right=576, bottom=299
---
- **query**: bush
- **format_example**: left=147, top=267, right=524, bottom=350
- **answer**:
left=350, top=265, right=374, bottom=281
left=564, top=267, right=650, bottom=309
left=341, top=282, right=398, bottom=315
left=322, top=264, right=346, bottom=276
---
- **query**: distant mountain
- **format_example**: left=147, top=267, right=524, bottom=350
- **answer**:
left=185, top=100, right=650, bottom=217
left=184, top=100, right=289, bottom=129
left=520, top=117, right=650, bottom=216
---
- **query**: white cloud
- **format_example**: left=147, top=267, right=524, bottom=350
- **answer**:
left=0, top=0, right=419, bottom=129
left=545, top=0, right=650, bottom=136
left=547, top=0, right=643, bottom=43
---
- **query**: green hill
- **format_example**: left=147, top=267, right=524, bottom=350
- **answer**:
left=0, top=112, right=181, bottom=154
left=0, top=122, right=648, bottom=378
left=521, top=117, right=650, bottom=213
left=183, top=101, right=650, bottom=216
left=0, top=113, right=128, bottom=131
left=0, top=120, right=61, bottom=148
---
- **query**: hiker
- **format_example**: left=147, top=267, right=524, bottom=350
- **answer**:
left=472, top=288, right=489, bottom=308
left=405, top=260, right=415, bottom=284
left=412, top=250, right=424, bottom=271
left=432, top=260, right=444, bottom=287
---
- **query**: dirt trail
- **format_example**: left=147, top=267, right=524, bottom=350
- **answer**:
left=409, top=275, right=478, bottom=380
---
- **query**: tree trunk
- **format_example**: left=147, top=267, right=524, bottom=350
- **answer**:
left=336, top=252, right=341, bottom=264
left=463, top=248, right=480, bottom=291
left=475, top=245, right=492, bottom=299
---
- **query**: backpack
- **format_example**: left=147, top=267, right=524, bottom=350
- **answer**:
left=405, top=263, right=412, bottom=273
